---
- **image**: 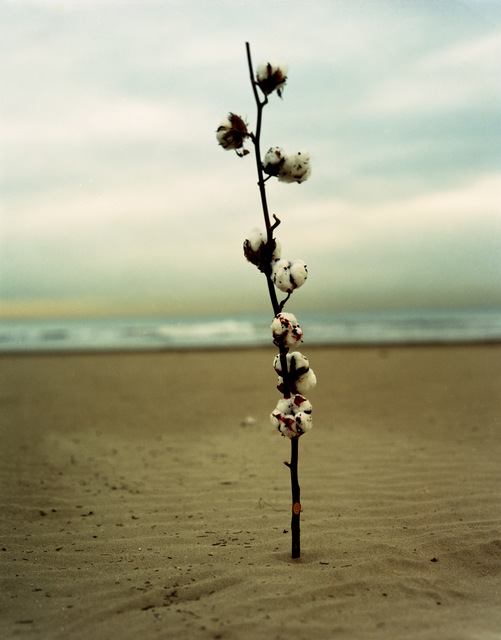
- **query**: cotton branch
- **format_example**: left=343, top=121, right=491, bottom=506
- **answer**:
left=217, top=42, right=316, bottom=560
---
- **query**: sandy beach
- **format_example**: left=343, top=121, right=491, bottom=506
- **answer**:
left=1, top=344, right=500, bottom=639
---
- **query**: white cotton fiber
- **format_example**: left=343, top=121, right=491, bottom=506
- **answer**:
left=294, top=411, right=313, bottom=433
left=244, top=229, right=281, bottom=270
left=273, top=311, right=297, bottom=331
left=264, top=146, right=285, bottom=168
left=256, top=61, right=289, bottom=82
left=269, top=408, right=282, bottom=430
left=247, top=228, right=266, bottom=252
left=271, top=312, right=302, bottom=348
left=273, top=351, right=316, bottom=395
left=271, top=259, right=308, bottom=293
left=279, top=151, right=312, bottom=184
left=216, top=115, right=232, bottom=134
left=278, top=422, right=294, bottom=438
left=289, top=351, right=309, bottom=372
left=293, top=394, right=312, bottom=414
left=269, top=394, right=313, bottom=438
left=270, top=316, right=285, bottom=337
left=276, top=397, right=295, bottom=415
left=289, top=260, right=308, bottom=288
left=216, top=113, right=249, bottom=152
left=295, top=369, right=317, bottom=395
left=256, top=61, right=289, bottom=97
left=263, top=148, right=311, bottom=183
left=276, top=370, right=316, bottom=395
left=274, top=351, right=308, bottom=375
left=271, top=259, right=293, bottom=293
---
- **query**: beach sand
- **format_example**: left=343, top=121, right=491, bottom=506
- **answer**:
left=1, top=344, right=500, bottom=639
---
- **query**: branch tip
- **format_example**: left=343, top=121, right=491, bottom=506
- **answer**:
left=271, top=215, right=281, bottom=231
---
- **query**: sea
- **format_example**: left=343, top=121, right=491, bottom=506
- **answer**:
left=1, top=308, right=500, bottom=353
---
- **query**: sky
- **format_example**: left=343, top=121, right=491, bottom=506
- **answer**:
left=1, top=0, right=500, bottom=319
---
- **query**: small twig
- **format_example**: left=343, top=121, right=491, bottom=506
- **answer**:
left=278, top=292, right=292, bottom=313
left=270, top=214, right=281, bottom=231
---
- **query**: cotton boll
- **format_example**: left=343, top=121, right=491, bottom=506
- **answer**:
left=265, top=148, right=312, bottom=183
left=216, top=113, right=249, bottom=153
left=274, top=351, right=316, bottom=395
left=247, top=228, right=266, bottom=252
left=256, top=60, right=289, bottom=82
left=271, top=312, right=298, bottom=336
left=279, top=151, right=311, bottom=183
left=270, top=394, right=313, bottom=438
left=271, top=259, right=294, bottom=293
left=256, top=61, right=289, bottom=97
left=289, top=260, right=308, bottom=289
left=271, top=312, right=302, bottom=348
left=244, top=229, right=280, bottom=271
left=271, top=258, right=308, bottom=293
left=295, top=369, right=317, bottom=395
left=263, top=147, right=285, bottom=177
left=243, top=234, right=265, bottom=268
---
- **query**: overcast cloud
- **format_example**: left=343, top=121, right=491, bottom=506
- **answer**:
left=1, top=0, right=500, bottom=317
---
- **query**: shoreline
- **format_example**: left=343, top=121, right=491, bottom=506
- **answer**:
left=1, top=337, right=501, bottom=357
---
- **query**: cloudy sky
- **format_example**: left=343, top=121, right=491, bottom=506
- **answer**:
left=1, top=0, right=500, bottom=318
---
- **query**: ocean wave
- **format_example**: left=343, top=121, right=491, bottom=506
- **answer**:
left=1, top=309, right=500, bottom=352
